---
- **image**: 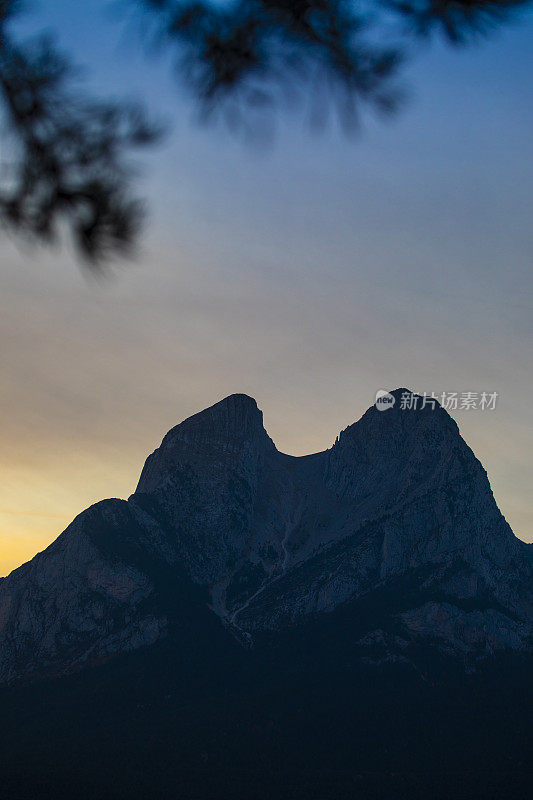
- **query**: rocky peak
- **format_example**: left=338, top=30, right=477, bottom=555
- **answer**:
left=335, top=387, right=460, bottom=456
left=165, top=393, right=268, bottom=446
left=326, top=388, right=473, bottom=509
left=133, top=394, right=275, bottom=586
left=136, top=394, right=273, bottom=495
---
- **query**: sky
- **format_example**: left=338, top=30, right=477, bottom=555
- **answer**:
left=1, top=2, right=532, bottom=575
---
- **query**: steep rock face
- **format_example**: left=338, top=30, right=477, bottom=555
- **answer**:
left=0, top=500, right=177, bottom=684
left=325, top=393, right=523, bottom=586
left=133, top=394, right=275, bottom=587
left=0, top=390, right=531, bottom=684
left=324, top=394, right=530, bottom=627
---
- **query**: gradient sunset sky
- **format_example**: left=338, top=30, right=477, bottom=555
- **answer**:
left=1, top=1, right=532, bottom=576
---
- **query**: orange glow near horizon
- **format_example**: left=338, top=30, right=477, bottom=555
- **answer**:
left=1, top=393, right=531, bottom=578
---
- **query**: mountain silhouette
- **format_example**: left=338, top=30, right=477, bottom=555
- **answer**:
left=1, top=392, right=532, bottom=800
left=1, top=390, right=531, bottom=684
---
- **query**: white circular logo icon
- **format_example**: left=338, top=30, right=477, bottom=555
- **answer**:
left=375, top=390, right=395, bottom=411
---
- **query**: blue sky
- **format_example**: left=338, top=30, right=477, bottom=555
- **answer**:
left=1, top=1, right=532, bottom=573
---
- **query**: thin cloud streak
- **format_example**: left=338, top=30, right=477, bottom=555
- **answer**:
left=0, top=509, right=71, bottom=519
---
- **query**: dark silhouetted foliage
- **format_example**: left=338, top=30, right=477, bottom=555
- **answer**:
left=134, top=0, right=530, bottom=121
left=0, top=2, right=162, bottom=265
left=0, top=0, right=530, bottom=264
left=392, top=0, right=530, bottom=43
